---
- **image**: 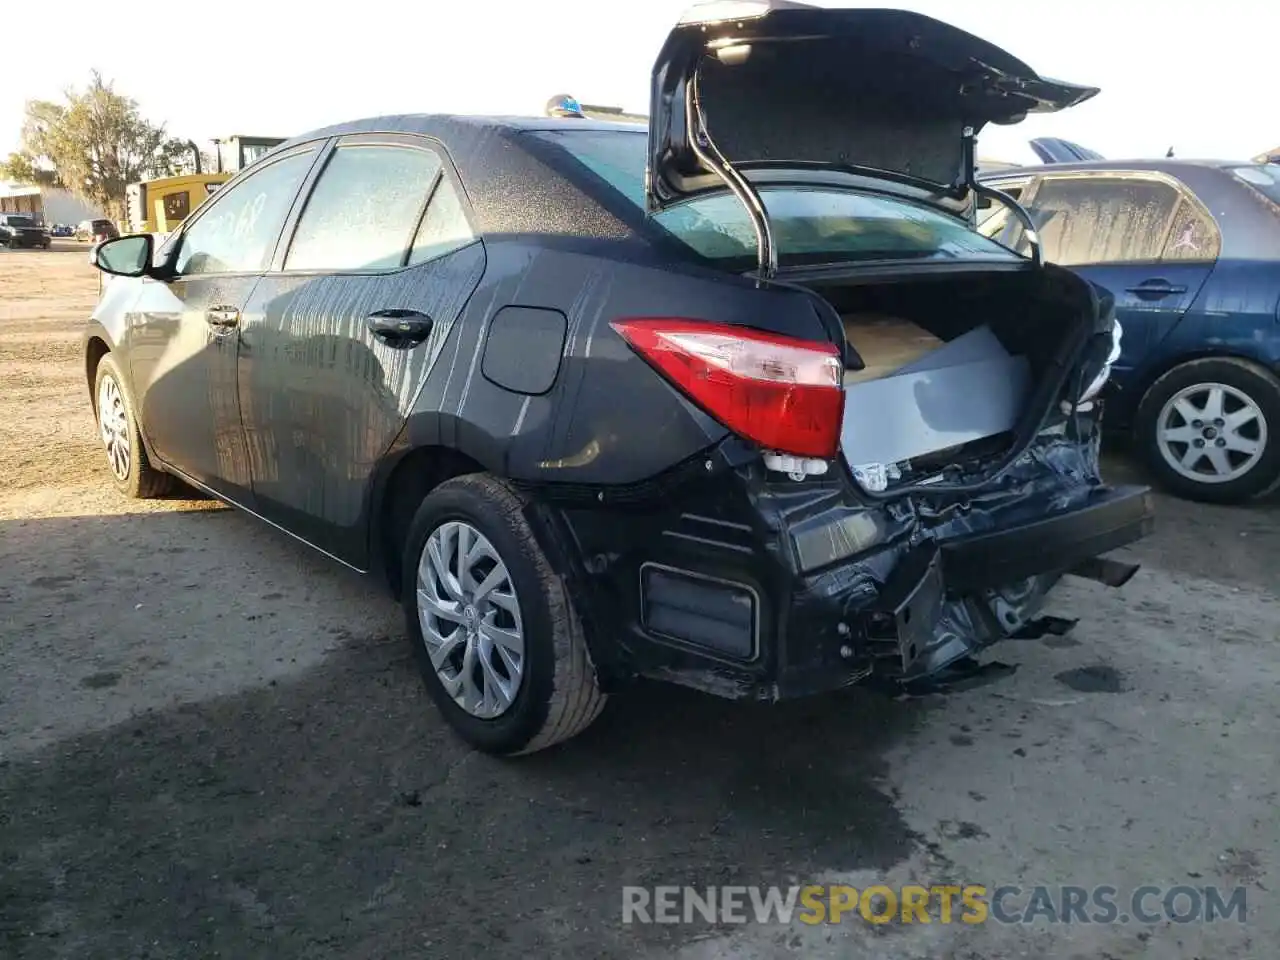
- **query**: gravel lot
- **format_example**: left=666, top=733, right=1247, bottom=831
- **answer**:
left=2, top=245, right=1277, bottom=959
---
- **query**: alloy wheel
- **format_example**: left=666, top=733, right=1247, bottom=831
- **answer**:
left=97, top=375, right=131, bottom=481
left=1156, top=382, right=1268, bottom=485
left=416, top=520, right=526, bottom=719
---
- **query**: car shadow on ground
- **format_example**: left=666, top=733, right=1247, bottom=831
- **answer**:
left=0, top=508, right=932, bottom=960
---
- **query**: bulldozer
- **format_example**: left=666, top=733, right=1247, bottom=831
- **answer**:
left=125, top=172, right=229, bottom=236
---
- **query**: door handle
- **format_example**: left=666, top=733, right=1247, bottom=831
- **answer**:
left=206, top=305, right=240, bottom=329
left=1124, top=280, right=1187, bottom=299
left=367, top=308, right=434, bottom=347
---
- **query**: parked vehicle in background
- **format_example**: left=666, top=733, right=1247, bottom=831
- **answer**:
left=83, top=2, right=1152, bottom=756
left=0, top=214, right=51, bottom=249
left=49, top=223, right=75, bottom=238
left=979, top=159, right=1280, bottom=503
left=126, top=173, right=230, bottom=236
left=76, top=219, right=119, bottom=244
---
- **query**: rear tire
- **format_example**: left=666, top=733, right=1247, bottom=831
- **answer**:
left=401, top=473, right=605, bottom=755
left=93, top=353, right=173, bottom=499
left=1135, top=357, right=1280, bottom=504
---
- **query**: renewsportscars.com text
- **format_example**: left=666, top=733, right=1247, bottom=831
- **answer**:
left=622, top=884, right=1247, bottom=926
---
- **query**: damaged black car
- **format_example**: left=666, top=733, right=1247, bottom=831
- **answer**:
left=84, top=2, right=1153, bottom=755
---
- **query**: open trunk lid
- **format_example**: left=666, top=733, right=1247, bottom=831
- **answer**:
left=646, top=2, right=1098, bottom=274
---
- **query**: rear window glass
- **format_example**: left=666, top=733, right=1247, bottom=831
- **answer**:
left=4, top=215, right=35, bottom=227
left=1230, top=164, right=1280, bottom=207
left=532, top=129, right=1017, bottom=266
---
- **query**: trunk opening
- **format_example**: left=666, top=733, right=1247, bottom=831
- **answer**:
left=793, top=266, right=1098, bottom=492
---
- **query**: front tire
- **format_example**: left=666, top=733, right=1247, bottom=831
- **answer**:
left=401, top=474, right=606, bottom=755
left=1135, top=357, right=1280, bottom=504
left=93, top=353, right=172, bottom=499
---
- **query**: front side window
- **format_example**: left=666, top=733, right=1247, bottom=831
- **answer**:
left=1026, top=176, right=1181, bottom=266
left=533, top=129, right=1018, bottom=266
left=175, top=149, right=316, bottom=276
left=285, top=144, right=443, bottom=272
left=976, top=184, right=1025, bottom=233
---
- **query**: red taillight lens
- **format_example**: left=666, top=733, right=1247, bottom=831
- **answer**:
left=611, top=317, right=844, bottom=458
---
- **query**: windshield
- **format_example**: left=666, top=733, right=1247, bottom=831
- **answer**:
left=3, top=215, right=36, bottom=227
left=532, top=129, right=1017, bottom=266
left=1229, top=164, right=1280, bottom=208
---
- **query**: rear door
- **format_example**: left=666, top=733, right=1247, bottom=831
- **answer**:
left=1021, top=172, right=1219, bottom=377
left=126, top=145, right=321, bottom=500
left=236, top=133, right=485, bottom=564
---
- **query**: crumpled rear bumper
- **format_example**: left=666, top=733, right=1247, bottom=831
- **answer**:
left=869, top=484, right=1154, bottom=684
left=535, top=429, right=1155, bottom=702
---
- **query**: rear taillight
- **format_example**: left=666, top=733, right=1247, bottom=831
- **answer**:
left=611, top=318, right=844, bottom=459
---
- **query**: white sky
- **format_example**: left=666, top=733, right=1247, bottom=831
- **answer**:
left=2, top=0, right=1271, bottom=167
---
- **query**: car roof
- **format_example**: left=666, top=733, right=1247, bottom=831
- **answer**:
left=278, top=113, right=644, bottom=150
left=249, top=113, right=656, bottom=246
left=979, top=158, right=1254, bottom=179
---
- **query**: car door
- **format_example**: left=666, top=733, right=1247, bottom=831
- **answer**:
left=236, top=134, right=485, bottom=563
left=126, top=144, right=322, bottom=501
left=1020, top=173, right=1219, bottom=378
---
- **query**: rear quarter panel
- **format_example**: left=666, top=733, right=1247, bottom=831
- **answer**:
left=401, top=237, right=833, bottom=486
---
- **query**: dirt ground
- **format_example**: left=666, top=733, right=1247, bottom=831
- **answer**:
left=1, top=245, right=1278, bottom=959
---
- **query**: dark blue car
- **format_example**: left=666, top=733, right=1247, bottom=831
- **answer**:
left=979, top=159, right=1280, bottom=503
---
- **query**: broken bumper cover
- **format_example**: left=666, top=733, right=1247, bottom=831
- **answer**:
left=535, top=428, right=1155, bottom=702
left=939, top=483, right=1154, bottom=592
left=874, top=485, right=1154, bottom=684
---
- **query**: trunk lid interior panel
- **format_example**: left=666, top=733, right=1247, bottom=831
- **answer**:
left=647, top=2, right=1099, bottom=213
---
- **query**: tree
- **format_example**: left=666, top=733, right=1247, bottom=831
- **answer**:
left=0, top=151, right=61, bottom=187
left=6, top=72, right=188, bottom=218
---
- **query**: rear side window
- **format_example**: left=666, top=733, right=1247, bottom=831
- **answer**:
left=533, top=129, right=1017, bottom=266
left=1162, top=198, right=1220, bottom=261
left=1026, top=176, right=1181, bottom=266
left=285, top=144, right=444, bottom=271
left=408, top=178, right=475, bottom=265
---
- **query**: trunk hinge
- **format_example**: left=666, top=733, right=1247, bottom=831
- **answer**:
left=961, top=126, right=1043, bottom=269
left=686, top=68, right=777, bottom=282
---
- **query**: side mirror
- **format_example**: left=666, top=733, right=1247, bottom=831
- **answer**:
left=91, top=234, right=153, bottom=278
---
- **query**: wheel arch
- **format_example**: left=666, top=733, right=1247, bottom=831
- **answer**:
left=84, top=323, right=115, bottom=411
left=369, top=443, right=491, bottom=600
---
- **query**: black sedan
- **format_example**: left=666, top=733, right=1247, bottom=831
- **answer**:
left=84, top=2, right=1152, bottom=755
